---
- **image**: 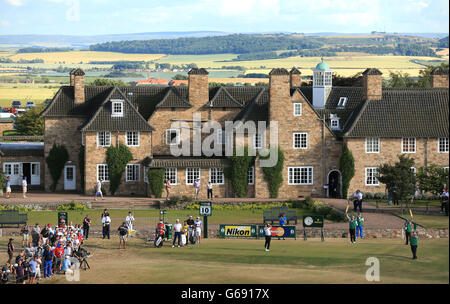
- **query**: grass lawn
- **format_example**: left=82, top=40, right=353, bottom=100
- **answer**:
left=1, top=237, right=447, bottom=284
left=366, top=200, right=442, bottom=208
left=394, top=213, right=449, bottom=229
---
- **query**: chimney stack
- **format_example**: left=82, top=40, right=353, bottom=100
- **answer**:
left=362, top=68, right=382, bottom=100
left=70, top=68, right=85, bottom=104
left=188, top=68, right=209, bottom=109
left=289, top=67, right=302, bottom=87
left=431, top=67, right=449, bottom=88
left=269, top=68, right=290, bottom=122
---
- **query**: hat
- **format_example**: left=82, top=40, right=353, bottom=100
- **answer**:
left=9, top=238, right=13, bottom=241
left=65, top=256, right=70, bottom=259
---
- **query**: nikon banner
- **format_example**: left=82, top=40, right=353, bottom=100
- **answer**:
left=219, top=225, right=257, bottom=238
left=258, top=226, right=296, bottom=239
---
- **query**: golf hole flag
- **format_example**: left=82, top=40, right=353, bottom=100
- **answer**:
left=410, top=209, right=413, bottom=218
left=345, top=205, right=349, bottom=213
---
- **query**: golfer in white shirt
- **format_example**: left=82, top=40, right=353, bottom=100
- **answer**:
left=125, top=212, right=135, bottom=231
left=194, top=217, right=202, bottom=244
left=172, top=219, right=182, bottom=248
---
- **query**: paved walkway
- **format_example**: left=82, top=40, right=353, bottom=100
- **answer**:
left=321, top=198, right=405, bottom=229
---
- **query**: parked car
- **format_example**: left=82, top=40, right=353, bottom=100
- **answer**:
left=12, top=100, right=21, bottom=108
left=0, top=112, right=16, bottom=118
left=26, top=101, right=35, bottom=108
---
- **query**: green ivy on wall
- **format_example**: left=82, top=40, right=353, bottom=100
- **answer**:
left=340, top=144, right=355, bottom=199
left=45, top=143, right=69, bottom=192
left=225, top=146, right=255, bottom=198
left=106, top=143, right=133, bottom=195
left=261, top=147, right=285, bottom=198
left=146, top=168, right=165, bottom=198
left=78, top=145, right=85, bottom=191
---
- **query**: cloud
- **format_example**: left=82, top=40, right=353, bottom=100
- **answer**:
left=4, top=0, right=24, bottom=6
left=0, top=20, right=11, bottom=27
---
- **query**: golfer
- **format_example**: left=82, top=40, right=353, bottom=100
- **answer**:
left=356, top=213, right=365, bottom=239
left=126, top=211, right=135, bottom=231
left=404, top=219, right=412, bottom=245
left=194, top=178, right=200, bottom=200
left=194, top=217, right=202, bottom=244
left=264, top=223, right=272, bottom=252
left=172, top=219, right=182, bottom=248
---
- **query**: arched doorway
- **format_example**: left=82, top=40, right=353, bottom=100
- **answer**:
left=327, top=170, right=342, bottom=198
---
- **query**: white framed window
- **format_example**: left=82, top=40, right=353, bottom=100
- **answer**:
left=186, top=167, right=201, bottom=185
left=366, top=137, right=380, bottom=153
left=97, top=131, right=111, bottom=147
left=111, top=100, right=124, bottom=117
left=438, top=138, right=449, bottom=153
left=126, top=131, right=140, bottom=147
left=97, top=164, right=110, bottom=182
left=293, top=132, right=308, bottom=149
left=254, top=133, right=264, bottom=150
left=410, top=167, right=417, bottom=175
left=337, top=97, right=348, bottom=108
left=402, top=137, right=416, bottom=153
left=3, top=163, right=12, bottom=175
left=166, top=129, right=180, bottom=145
left=288, top=167, right=314, bottom=185
left=126, top=164, right=140, bottom=182
left=293, top=103, right=302, bottom=116
left=165, top=168, right=177, bottom=185
left=31, top=163, right=40, bottom=175
left=248, top=166, right=255, bottom=185
left=209, top=168, right=224, bottom=185
left=365, top=167, right=379, bottom=186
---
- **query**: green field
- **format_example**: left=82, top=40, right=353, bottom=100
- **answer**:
left=1, top=237, right=446, bottom=284
left=0, top=83, right=59, bottom=107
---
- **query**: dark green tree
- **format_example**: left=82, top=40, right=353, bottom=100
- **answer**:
left=226, top=146, right=255, bottom=198
left=45, top=143, right=69, bottom=192
left=90, top=78, right=129, bottom=86
left=377, top=155, right=416, bottom=204
left=416, top=164, right=449, bottom=195
left=14, top=106, right=44, bottom=135
left=78, top=145, right=85, bottom=191
left=340, top=144, right=355, bottom=199
left=106, top=143, right=133, bottom=195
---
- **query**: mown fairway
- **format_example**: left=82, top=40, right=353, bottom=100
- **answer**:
left=1, top=237, right=446, bottom=284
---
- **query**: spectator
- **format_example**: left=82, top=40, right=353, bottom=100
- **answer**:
left=94, top=179, right=104, bottom=201
left=5, top=176, right=12, bottom=199
left=43, top=246, right=54, bottom=278
left=53, top=242, right=65, bottom=272
left=264, top=223, right=272, bottom=252
left=31, top=223, right=41, bottom=247
left=82, top=215, right=91, bottom=239
left=165, top=178, right=171, bottom=201
left=206, top=180, right=213, bottom=199
left=28, top=255, right=38, bottom=284
left=195, top=216, right=202, bottom=244
left=15, top=260, right=25, bottom=284
left=440, top=189, right=449, bottom=215
left=356, top=213, right=365, bottom=239
left=22, top=176, right=28, bottom=198
left=7, top=238, right=14, bottom=265
left=1, top=266, right=10, bottom=284
left=194, top=178, right=200, bottom=200
left=21, top=222, right=30, bottom=248
left=172, top=219, right=182, bottom=248
left=62, top=256, right=73, bottom=275
left=352, top=190, right=363, bottom=212
left=41, top=224, right=51, bottom=246
left=118, top=222, right=128, bottom=249
left=126, top=211, right=135, bottom=231
left=278, top=213, right=287, bottom=240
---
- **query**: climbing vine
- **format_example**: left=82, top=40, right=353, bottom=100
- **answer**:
left=106, top=143, right=133, bottom=195
left=45, top=143, right=69, bottom=192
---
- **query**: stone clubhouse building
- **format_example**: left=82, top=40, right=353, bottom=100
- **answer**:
left=2, top=62, right=448, bottom=199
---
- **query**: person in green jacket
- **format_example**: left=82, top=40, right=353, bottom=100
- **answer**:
left=404, top=219, right=412, bottom=245
left=346, top=213, right=357, bottom=244
left=410, top=231, right=418, bottom=259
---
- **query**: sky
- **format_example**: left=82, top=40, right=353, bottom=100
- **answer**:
left=0, top=0, right=448, bottom=35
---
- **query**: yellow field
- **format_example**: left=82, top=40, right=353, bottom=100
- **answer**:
left=8, top=51, right=166, bottom=64
left=210, top=78, right=268, bottom=84
left=0, top=83, right=58, bottom=107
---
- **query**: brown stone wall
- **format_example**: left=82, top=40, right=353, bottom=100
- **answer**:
left=266, top=78, right=342, bottom=199
left=188, top=74, right=209, bottom=109
left=74, top=76, right=85, bottom=104
left=363, top=75, right=382, bottom=100
left=346, top=137, right=449, bottom=195
left=0, top=121, right=14, bottom=135
left=44, top=117, right=84, bottom=192
left=84, top=131, right=152, bottom=195
left=431, top=75, right=449, bottom=88
left=290, top=73, right=302, bottom=87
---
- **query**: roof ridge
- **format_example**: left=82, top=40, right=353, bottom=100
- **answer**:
left=80, top=87, right=116, bottom=131
left=156, top=87, right=191, bottom=108
left=210, top=87, right=243, bottom=107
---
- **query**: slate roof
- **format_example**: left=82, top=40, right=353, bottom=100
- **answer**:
left=208, top=87, right=243, bottom=108
left=345, top=88, right=449, bottom=138
left=156, top=87, right=191, bottom=108
left=0, top=143, right=44, bottom=157
left=80, top=87, right=154, bottom=132
left=148, top=156, right=229, bottom=168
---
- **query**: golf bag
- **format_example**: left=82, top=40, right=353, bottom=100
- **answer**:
left=181, top=234, right=187, bottom=246
left=188, top=226, right=197, bottom=244
left=154, top=234, right=164, bottom=248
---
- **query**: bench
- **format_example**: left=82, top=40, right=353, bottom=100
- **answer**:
left=263, top=207, right=298, bottom=225
left=0, top=209, right=28, bottom=228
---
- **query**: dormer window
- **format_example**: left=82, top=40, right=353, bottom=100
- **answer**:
left=330, top=114, right=340, bottom=130
left=337, top=97, right=348, bottom=108
left=111, top=100, right=124, bottom=117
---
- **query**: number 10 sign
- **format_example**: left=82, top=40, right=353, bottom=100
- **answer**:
left=199, top=202, right=212, bottom=216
